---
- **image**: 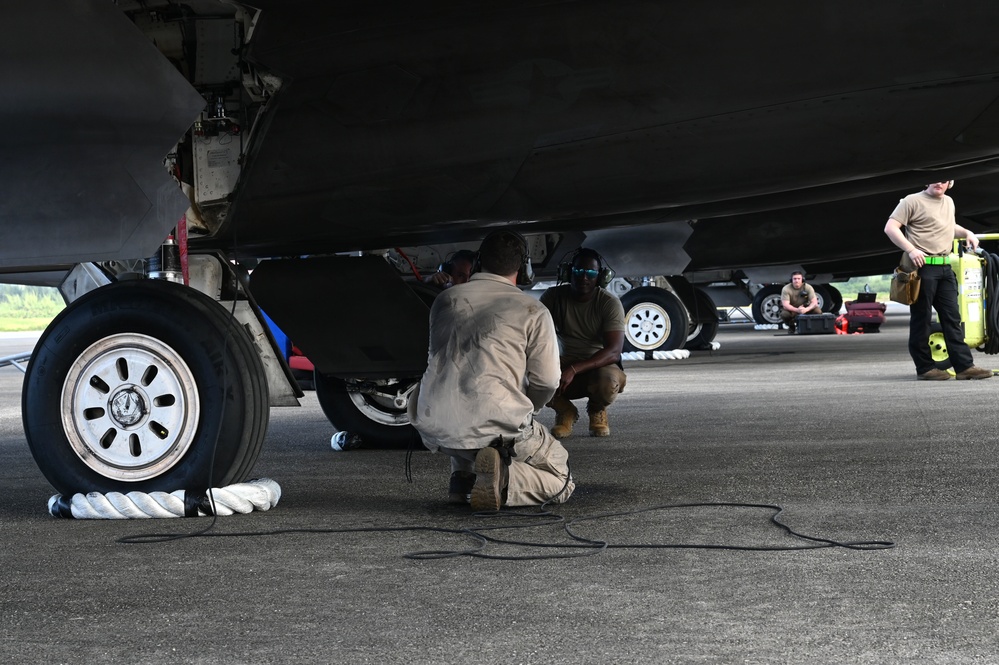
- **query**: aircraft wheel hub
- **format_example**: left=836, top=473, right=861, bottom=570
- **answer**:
left=109, top=387, right=147, bottom=427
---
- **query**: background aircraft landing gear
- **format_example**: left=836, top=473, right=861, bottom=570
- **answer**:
left=683, top=287, right=720, bottom=350
left=620, top=286, right=690, bottom=357
left=314, top=374, right=421, bottom=448
left=22, top=280, right=269, bottom=496
left=820, top=284, right=843, bottom=314
left=752, top=283, right=839, bottom=325
left=751, top=285, right=784, bottom=326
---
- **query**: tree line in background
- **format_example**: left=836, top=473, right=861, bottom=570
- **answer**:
left=0, top=284, right=65, bottom=331
left=833, top=274, right=892, bottom=300
left=0, top=275, right=893, bottom=332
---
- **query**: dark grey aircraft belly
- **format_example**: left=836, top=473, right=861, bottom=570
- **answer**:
left=3, top=1, right=999, bottom=269
left=223, top=1, right=999, bottom=256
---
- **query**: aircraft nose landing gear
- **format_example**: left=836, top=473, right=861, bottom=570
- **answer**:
left=24, top=280, right=269, bottom=496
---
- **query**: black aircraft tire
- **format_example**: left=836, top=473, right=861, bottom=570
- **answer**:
left=314, top=373, right=421, bottom=449
left=22, top=280, right=270, bottom=496
left=620, top=287, right=690, bottom=354
left=192, top=286, right=270, bottom=482
left=685, top=288, right=720, bottom=350
left=751, top=285, right=784, bottom=326
left=822, top=284, right=843, bottom=314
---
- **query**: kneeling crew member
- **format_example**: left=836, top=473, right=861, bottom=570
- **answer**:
left=409, top=230, right=574, bottom=510
left=540, top=248, right=627, bottom=438
left=424, top=249, right=475, bottom=288
left=780, top=271, right=821, bottom=333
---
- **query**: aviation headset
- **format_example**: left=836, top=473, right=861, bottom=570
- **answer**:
left=473, top=229, right=535, bottom=286
left=438, top=249, right=477, bottom=276
left=557, top=247, right=615, bottom=288
left=790, top=271, right=809, bottom=299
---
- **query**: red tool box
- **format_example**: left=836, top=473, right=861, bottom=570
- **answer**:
left=843, top=293, right=886, bottom=333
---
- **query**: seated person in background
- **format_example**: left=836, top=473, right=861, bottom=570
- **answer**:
left=540, top=248, right=626, bottom=438
left=423, top=249, right=476, bottom=288
left=780, top=271, right=821, bottom=333
left=409, top=231, right=574, bottom=510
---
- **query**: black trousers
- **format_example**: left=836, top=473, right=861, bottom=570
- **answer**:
left=908, top=264, right=974, bottom=374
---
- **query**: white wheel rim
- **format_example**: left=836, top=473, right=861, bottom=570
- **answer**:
left=61, top=333, right=200, bottom=482
left=761, top=294, right=783, bottom=324
left=625, top=302, right=672, bottom=351
left=346, top=379, right=418, bottom=427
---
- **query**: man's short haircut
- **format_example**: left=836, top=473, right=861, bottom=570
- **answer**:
left=791, top=270, right=804, bottom=279
left=479, top=230, right=526, bottom=276
left=573, top=248, right=603, bottom=268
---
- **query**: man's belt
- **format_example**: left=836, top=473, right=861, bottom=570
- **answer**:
left=924, top=256, right=950, bottom=265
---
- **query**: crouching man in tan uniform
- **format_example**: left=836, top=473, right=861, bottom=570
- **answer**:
left=779, top=271, right=821, bottom=333
left=408, top=230, right=574, bottom=510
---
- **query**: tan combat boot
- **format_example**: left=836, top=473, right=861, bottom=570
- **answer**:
left=549, top=395, right=578, bottom=439
left=588, top=408, right=610, bottom=437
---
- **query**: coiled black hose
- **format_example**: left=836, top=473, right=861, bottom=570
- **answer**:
left=982, top=250, right=999, bottom=355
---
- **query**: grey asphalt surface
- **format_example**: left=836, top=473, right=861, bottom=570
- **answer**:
left=2, top=310, right=999, bottom=664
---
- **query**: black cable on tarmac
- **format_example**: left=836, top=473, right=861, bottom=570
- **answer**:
left=118, top=498, right=895, bottom=561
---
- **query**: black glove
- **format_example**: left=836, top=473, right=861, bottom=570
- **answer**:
left=489, top=438, right=518, bottom=466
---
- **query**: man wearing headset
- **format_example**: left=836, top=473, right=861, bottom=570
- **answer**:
left=423, top=249, right=476, bottom=288
left=540, top=247, right=627, bottom=438
left=884, top=180, right=992, bottom=380
left=409, top=231, right=574, bottom=510
left=779, top=271, right=821, bottom=334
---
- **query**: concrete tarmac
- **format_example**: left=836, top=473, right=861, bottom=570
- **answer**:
left=2, top=311, right=998, bottom=664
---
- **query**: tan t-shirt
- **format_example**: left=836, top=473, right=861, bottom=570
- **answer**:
left=539, top=285, right=626, bottom=361
left=781, top=282, right=816, bottom=308
left=890, top=191, right=956, bottom=268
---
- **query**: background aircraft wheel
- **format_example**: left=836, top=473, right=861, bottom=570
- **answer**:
left=820, top=284, right=843, bottom=314
left=620, top=287, right=690, bottom=355
left=685, top=288, right=720, bottom=350
left=928, top=323, right=952, bottom=370
left=314, top=374, right=421, bottom=448
left=751, top=285, right=784, bottom=325
left=22, top=280, right=269, bottom=496
left=811, top=286, right=827, bottom=313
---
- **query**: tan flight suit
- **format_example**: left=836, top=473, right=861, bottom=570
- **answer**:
left=409, top=272, right=574, bottom=506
